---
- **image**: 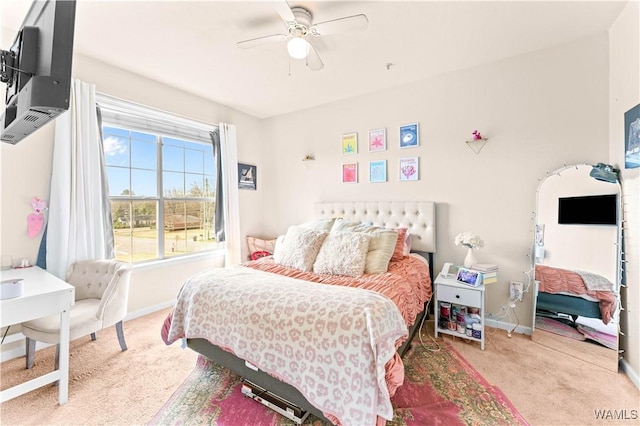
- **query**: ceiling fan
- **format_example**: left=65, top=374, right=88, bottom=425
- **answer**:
left=236, top=1, right=369, bottom=71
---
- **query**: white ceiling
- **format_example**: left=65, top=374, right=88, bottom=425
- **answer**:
left=0, top=0, right=628, bottom=119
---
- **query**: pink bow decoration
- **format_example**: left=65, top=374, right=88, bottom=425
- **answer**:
left=31, top=197, right=47, bottom=214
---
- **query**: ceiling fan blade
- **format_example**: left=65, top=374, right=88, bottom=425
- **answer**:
left=237, top=33, right=287, bottom=49
left=311, top=14, right=368, bottom=36
left=306, top=40, right=324, bottom=71
left=274, top=0, right=295, bottom=23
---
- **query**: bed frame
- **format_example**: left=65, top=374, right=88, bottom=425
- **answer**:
left=187, top=201, right=437, bottom=422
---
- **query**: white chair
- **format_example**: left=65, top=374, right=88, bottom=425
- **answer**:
left=22, top=260, right=131, bottom=370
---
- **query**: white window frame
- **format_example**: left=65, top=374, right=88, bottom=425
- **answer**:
left=98, top=94, right=220, bottom=263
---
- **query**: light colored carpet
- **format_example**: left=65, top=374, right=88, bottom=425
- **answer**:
left=1, top=309, right=638, bottom=425
left=0, top=309, right=197, bottom=425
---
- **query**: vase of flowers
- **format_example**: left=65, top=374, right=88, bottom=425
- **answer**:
left=455, top=232, right=484, bottom=268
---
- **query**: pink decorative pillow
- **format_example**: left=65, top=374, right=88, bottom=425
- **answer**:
left=391, top=228, right=407, bottom=260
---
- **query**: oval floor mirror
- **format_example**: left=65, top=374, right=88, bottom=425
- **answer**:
left=531, top=164, right=622, bottom=372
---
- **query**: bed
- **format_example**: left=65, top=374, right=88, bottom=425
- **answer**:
left=162, top=201, right=436, bottom=425
left=534, top=264, right=619, bottom=350
left=534, top=264, right=617, bottom=324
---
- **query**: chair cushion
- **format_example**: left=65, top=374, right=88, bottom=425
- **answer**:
left=21, top=299, right=103, bottom=344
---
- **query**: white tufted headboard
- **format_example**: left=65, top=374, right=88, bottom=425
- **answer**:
left=314, top=201, right=436, bottom=253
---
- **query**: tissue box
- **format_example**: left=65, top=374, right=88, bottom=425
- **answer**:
left=1, top=279, right=24, bottom=300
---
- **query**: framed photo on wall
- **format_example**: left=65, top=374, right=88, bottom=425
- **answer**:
left=238, top=163, right=257, bottom=190
left=400, top=123, right=419, bottom=148
left=368, top=128, right=386, bottom=152
left=625, top=103, right=640, bottom=169
left=369, top=160, right=387, bottom=183
left=399, top=157, right=419, bottom=181
left=342, top=163, right=358, bottom=183
left=341, top=133, right=358, bottom=155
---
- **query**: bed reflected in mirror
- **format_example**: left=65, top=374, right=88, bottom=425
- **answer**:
left=532, top=164, right=622, bottom=372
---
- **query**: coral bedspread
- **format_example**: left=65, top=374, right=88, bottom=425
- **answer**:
left=162, top=258, right=429, bottom=426
left=535, top=264, right=616, bottom=324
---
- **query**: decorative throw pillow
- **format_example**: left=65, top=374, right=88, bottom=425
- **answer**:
left=273, top=226, right=328, bottom=272
left=391, top=228, right=408, bottom=261
left=298, top=218, right=336, bottom=232
left=331, top=219, right=398, bottom=274
left=313, top=232, right=371, bottom=277
left=403, top=230, right=412, bottom=256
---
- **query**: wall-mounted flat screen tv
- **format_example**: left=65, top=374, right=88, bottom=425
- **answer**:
left=1, top=0, right=76, bottom=144
left=558, top=194, right=617, bottom=225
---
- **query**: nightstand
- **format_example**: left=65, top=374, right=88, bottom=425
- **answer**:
left=434, top=273, right=485, bottom=350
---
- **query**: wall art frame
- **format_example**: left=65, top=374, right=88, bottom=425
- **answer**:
left=625, top=103, right=640, bottom=169
left=341, top=132, right=358, bottom=155
left=342, top=162, right=358, bottom=183
left=369, top=160, right=387, bottom=183
left=368, top=128, right=386, bottom=152
left=238, top=163, right=257, bottom=190
left=400, top=123, right=419, bottom=148
left=399, top=156, right=419, bottom=181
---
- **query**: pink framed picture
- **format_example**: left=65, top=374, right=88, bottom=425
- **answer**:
left=368, top=128, right=386, bottom=152
left=399, top=157, right=419, bottom=181
left=342, top=163, right=358, bottom=183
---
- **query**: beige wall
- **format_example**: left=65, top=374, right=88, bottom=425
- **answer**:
left=261, top=34, right=610, bottom=334
left=609, top=0, right=640, bottom=384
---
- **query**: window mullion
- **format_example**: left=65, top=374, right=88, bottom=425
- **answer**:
left=158, top=135, right=164, bottom=259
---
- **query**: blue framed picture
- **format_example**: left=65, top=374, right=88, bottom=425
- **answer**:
left=369, top=160, right=387, bottom=183
left=625, top=104, right=640, bottom=169
left=400, top=123, right=419, bottom=148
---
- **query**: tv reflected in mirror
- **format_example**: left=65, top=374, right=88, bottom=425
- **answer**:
left=558, top=194, right=617, bottom=225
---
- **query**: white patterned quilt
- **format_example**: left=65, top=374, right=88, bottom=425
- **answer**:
left=163, top=265, right=408, bottom=425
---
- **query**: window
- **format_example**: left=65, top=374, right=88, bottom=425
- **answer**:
left=100, top=98, right=220, bottom=263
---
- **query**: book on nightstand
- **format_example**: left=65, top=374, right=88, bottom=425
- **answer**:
left=470, top=264, right=498, bottom=284
left=471, top=264, right=498, bottom=272
left=481, top=273, right=498, bottom=284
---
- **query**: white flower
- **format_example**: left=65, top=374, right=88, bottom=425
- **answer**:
left=455, top=232, right=484, bottom=249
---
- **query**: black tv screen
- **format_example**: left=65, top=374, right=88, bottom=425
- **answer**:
left=558, top=194, right=617, bottom=225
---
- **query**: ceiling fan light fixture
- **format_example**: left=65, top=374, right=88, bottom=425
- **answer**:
left=287, top=37, right=310, bottom=59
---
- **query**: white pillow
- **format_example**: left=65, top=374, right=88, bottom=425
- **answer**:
left=273, top=226, right=328, bottom=272
left=331, top=219, right=398, bottom=274
left=313, top=232, right=371, bottom=277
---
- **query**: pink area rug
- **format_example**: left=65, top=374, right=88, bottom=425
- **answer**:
left=149, top=343, right=528, bottom=425
left=535, top=316, right=586, bottom=341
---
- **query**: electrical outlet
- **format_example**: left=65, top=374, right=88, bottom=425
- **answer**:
left=510, top=281, right=523, bottom=302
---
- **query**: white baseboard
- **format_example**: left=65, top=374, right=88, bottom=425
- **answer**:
left=620, top=358, right=640, bottom=390
left=123, top=299, right=175, bottom=322
left=485, top=317, right=533, bottom=336
left=1, top=300, right=176, bottom=363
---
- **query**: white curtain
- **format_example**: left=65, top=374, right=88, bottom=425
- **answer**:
left=47, top=79, right=114, bottom=279
left=219, top=123, right=241, bottom=266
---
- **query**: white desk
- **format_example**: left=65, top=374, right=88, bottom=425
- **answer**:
left=0, top=267, right=74, bottom=404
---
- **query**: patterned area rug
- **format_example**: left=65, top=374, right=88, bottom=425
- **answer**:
left=535, top=316, right=586, bottom=341
left=149, top=342, right=528, bottom=426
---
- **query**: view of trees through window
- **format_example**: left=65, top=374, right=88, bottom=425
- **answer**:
left=103, top=125, right=220, bottom=263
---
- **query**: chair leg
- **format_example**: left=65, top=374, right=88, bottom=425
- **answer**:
left=90, top=332, right=97, bottom=341
left=25, top=338, right=35, bottom=369
left=116, top=321, right=127, bottom=351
